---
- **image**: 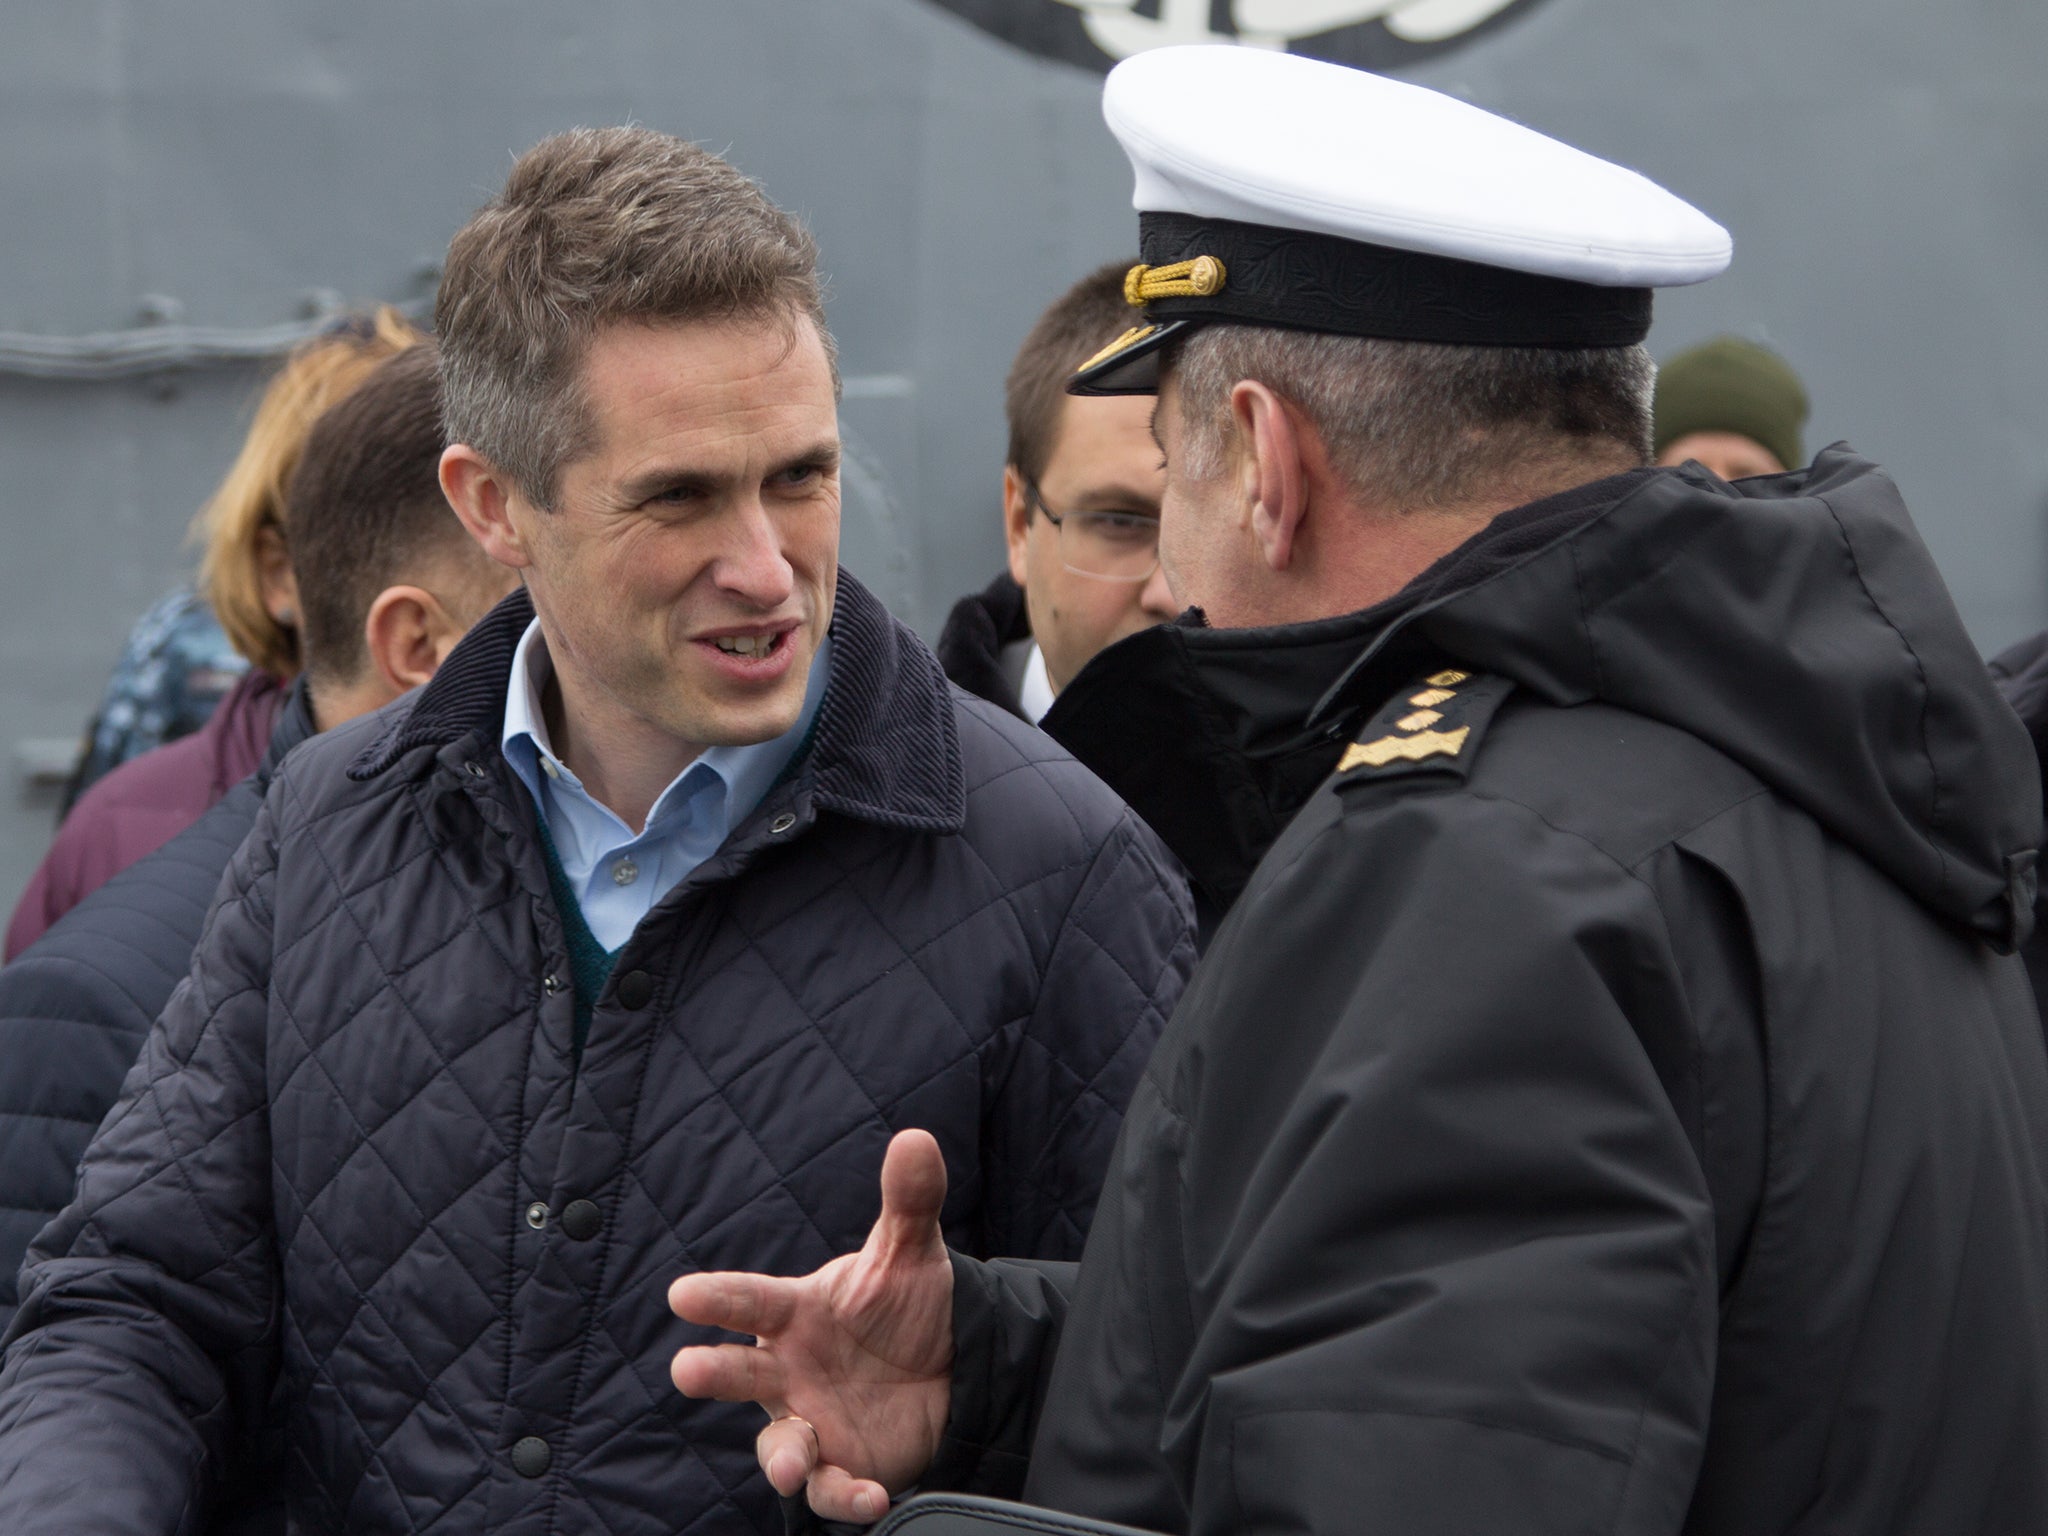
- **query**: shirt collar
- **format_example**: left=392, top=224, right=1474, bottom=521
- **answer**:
left=1019, top=641, right=1057, bottom=725
left=500, top=617, right=832, bottom=833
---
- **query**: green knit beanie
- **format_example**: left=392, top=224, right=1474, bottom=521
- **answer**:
left=1653, top=336, right=1810, bottom=472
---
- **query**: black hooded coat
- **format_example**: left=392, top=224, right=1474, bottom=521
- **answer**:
left=1987, top=627, right=2048, bottom=1035
left=931, top=448, right=2048, bottom=1536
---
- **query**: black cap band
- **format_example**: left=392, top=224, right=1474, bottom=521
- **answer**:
left=1137, top=211, right=1653, bottom=348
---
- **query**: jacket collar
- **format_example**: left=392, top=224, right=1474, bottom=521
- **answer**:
left=1043, top=472, right=1636, bottom=918
left=258, top=677, right=320, bottom=783
left=347, top=570, right=965, bottom=833
left=935, top=570, right=1034, bottom=721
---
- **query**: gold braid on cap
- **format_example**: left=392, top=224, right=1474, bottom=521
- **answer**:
left=1077, top=324, right=1160, bottom=374
left=1123, top=255, right=1227, bottom=306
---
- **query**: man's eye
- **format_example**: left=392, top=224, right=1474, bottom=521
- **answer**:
left=775, top=463, right=826, bottom=487
left=1081, top=512, right=1160, bottom=544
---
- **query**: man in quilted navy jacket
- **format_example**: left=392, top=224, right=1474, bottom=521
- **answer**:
left=0, top=128, right=1195, bottom=1536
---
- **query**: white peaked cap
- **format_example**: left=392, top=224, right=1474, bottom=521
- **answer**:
left=1107, top=46, right=1730, bottom=287
left=1072, top=46, right=1731, bottom=394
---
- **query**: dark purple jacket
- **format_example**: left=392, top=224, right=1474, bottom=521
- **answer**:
left=6, top=668, right=285, bottom=959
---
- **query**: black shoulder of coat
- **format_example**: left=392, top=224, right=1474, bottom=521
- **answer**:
left=1331, top=672, right=1773, bottom=879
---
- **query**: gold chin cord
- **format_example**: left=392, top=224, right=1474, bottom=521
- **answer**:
left=1122, top=255, right=1227, bottom=305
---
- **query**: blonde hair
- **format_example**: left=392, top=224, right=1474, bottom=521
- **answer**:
left=193, top=306, right=424, bottom=677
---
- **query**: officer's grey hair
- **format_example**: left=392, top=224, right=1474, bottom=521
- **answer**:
left=1170, top=327, right=1655, bottom=509
left=437, top=126, right=836, bottom=510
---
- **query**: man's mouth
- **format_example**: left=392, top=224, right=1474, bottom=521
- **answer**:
left=712, top=633, right=782, bottom=659
left=698, top=624, right=799, bottom=668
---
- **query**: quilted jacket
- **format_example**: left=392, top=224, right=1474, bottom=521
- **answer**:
left=0, top=572, right=1195, bottom=1536
left=0, top=685, right=314, bottom=1335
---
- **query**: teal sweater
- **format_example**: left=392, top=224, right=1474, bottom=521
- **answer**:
left=535, top=817, right=622, bottom=1058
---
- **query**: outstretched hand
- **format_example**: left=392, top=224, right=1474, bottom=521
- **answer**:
left=669, top=1128, right=956, bottom=1524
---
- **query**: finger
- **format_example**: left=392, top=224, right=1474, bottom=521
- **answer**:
left=806, top=1462, right=893, bottom=1525
left=756, top=1416, right=820, bottom=1497
left=871, top=1128, right=948, bottom=1260
left=670, top=1341, right=788, bottom=1408
left=669, top=1271, right=802, bottom=1336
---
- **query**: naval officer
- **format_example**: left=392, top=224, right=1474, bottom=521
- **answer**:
left=672, top=46, right=2048, bottom=1536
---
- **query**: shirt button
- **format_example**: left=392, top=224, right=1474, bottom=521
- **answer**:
left=615, top=969, right=653, bottom=1010
left=525, top=1201, right=549, bottom=1230
left=611, top=857, right=639, bottom=887
left=510, top=1435, right=552, bottom=1478
left=559, top=1198, right=603, bottom=1241
left=541, top=757, right=561, bottom=781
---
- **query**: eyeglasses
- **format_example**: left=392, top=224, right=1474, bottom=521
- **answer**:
left=1025, top=481, right=1161, bottom=582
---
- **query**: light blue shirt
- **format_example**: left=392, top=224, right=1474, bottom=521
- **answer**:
left=501, top=620, right=831, bottom=951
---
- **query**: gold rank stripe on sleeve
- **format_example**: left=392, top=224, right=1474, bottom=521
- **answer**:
left=1338, top=727, right=1472, bottom=772
left=1334, top=667, right=1511, bottom=781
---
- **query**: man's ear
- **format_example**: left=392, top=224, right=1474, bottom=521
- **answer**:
left=362, top=585, right=458, bottom=700
left=440, top=445, right=535, bottom=571
left=1233, top=381, right=1310, bottom=573
left=255, top=523, right=302, bottom=626
left=1002, top=464, right=1033, bottom=588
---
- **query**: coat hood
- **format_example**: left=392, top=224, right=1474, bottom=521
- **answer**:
left=1051, top=447, right=2038, bottom=949
left=1337, top=445, right=2040, bottom=947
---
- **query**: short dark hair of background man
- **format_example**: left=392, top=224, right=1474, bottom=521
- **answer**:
left=0, top=126, right=1195, bottom=1536
left=1653, top=334, right=1810, bottom=479
left=937, top=261, right=1177, bottom=722
left=0, top=341, right=512, bottom=1348
left=283, top=342, right=513, bottom=722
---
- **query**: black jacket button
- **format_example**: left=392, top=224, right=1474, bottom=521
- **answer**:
left=510, top=1435, right=551, bottom=1477
left=559, top=1198, right=602, bottom=1241
left=614, top=969, right=653, bottom=1010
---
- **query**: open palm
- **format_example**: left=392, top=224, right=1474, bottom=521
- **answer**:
left=670, top=1129, right=955, bottom=1523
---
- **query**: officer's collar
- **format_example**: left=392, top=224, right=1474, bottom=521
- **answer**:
left=1042, top=471, right=1639, bottom=922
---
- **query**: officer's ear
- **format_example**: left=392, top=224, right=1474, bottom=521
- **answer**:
left=1233, top=380, right=1311, bottom=573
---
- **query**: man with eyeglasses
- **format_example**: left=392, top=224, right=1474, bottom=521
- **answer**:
left=938, top=262, right=1178, bottom=723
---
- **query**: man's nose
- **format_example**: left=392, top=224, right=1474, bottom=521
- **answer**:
left=717, top=499, right=797, bottom=607
left=1139, top=558, right=1179, bottom=620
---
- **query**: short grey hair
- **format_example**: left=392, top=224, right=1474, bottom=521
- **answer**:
left=437, top=126, right=835, bottom=509
left=1171, top=327, right=1655, bottom=508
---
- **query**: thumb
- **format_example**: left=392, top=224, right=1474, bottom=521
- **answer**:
left=871, top=1129, right=948, bottom=1259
